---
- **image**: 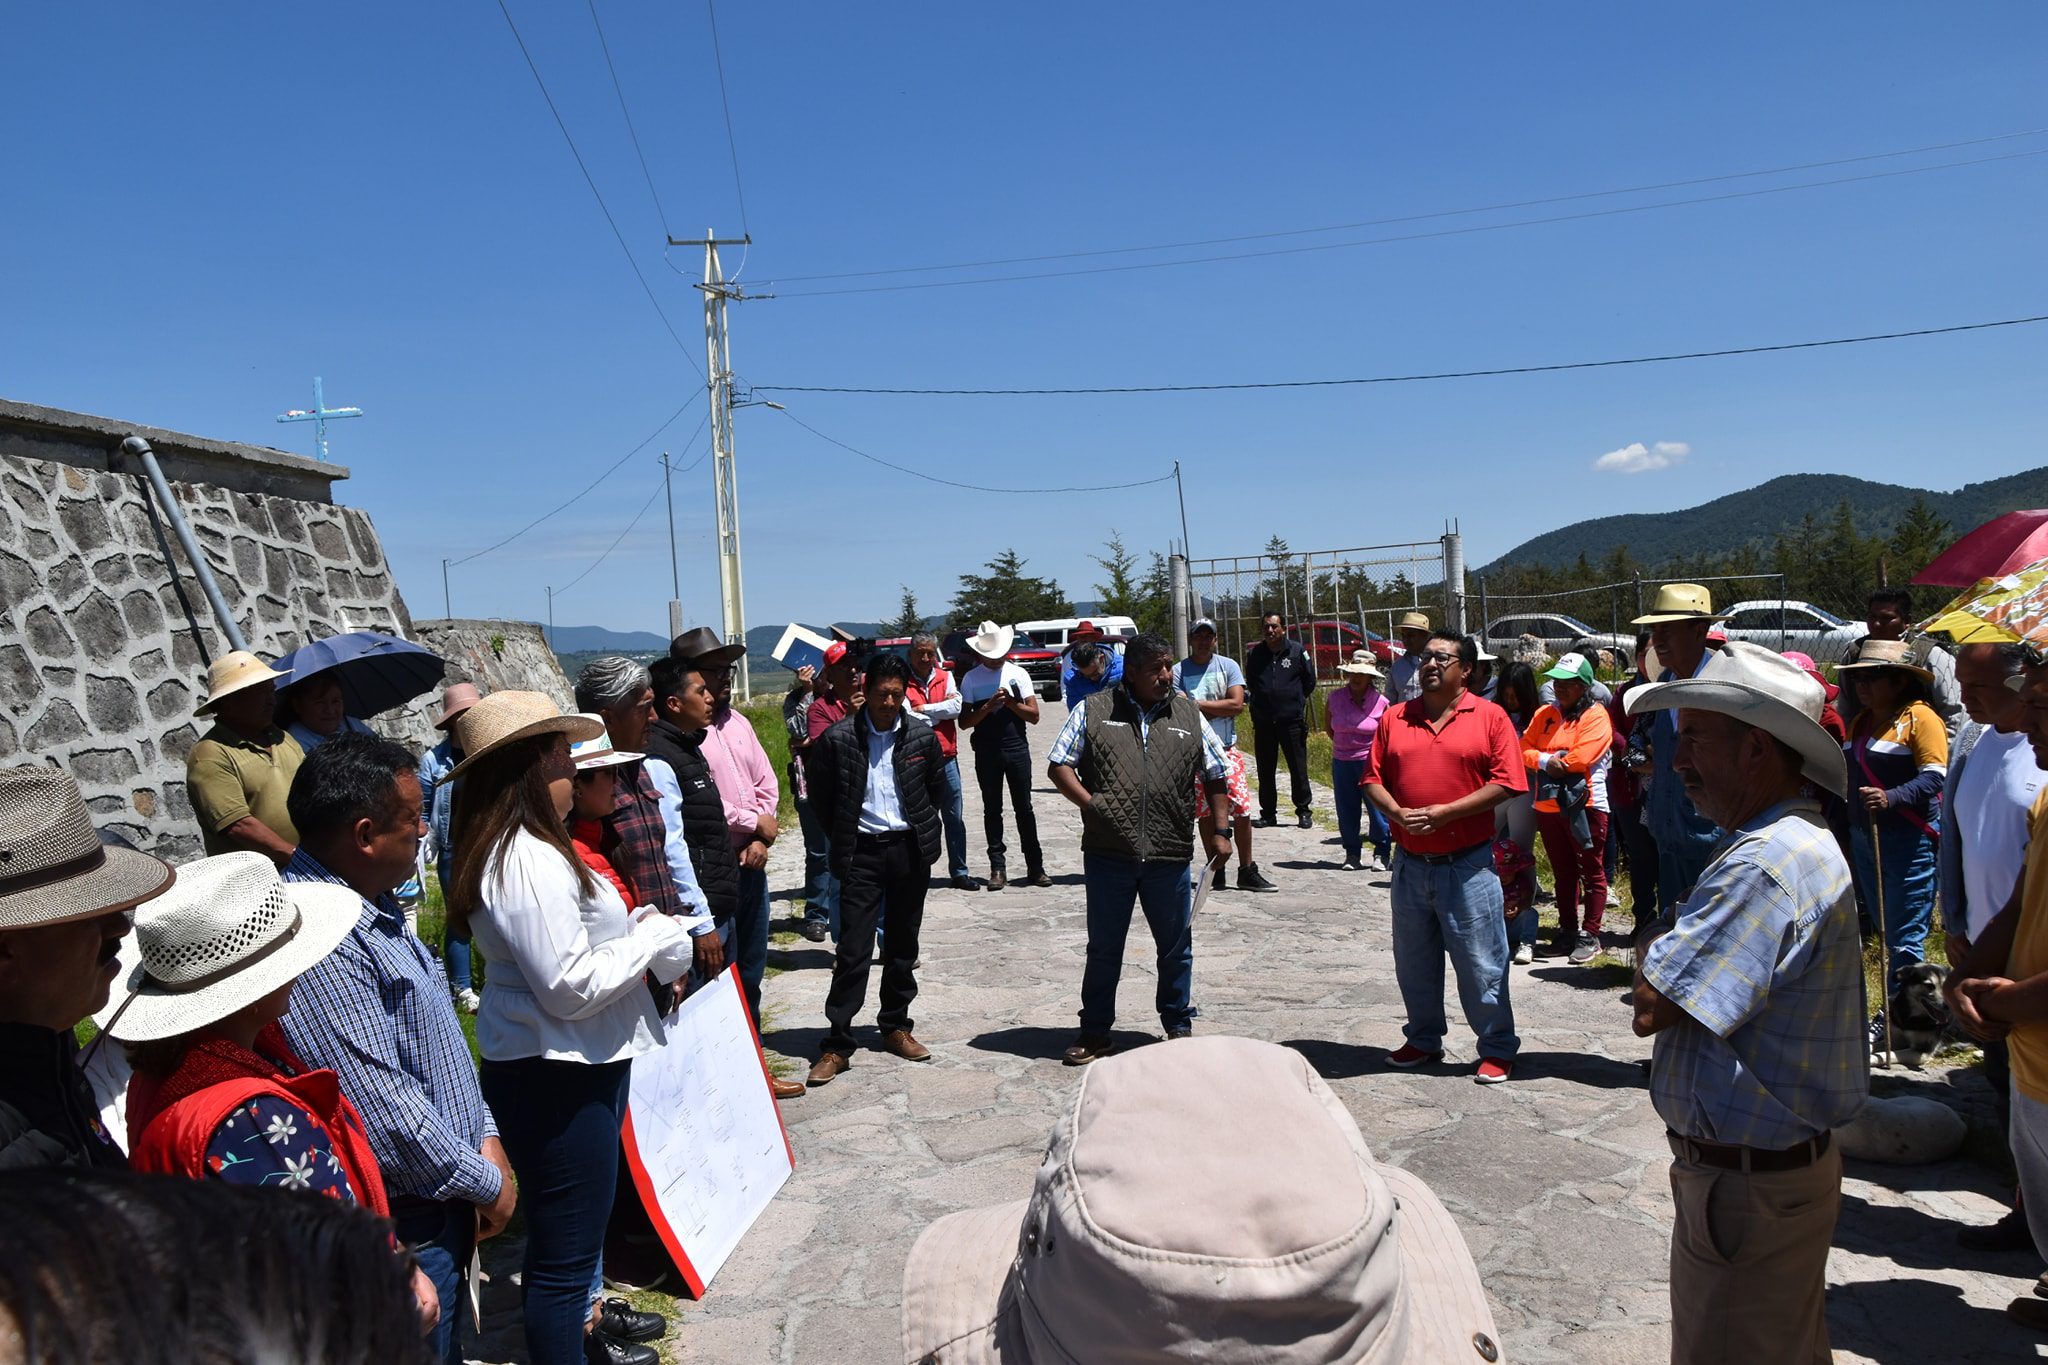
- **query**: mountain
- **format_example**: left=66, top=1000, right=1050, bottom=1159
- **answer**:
left=1483, top=468, right=2048, bottom=572
left=540, top=624, right=671, bottom=653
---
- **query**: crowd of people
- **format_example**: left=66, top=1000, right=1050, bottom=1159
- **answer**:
left=6, top=574, right=2048, bottom=1361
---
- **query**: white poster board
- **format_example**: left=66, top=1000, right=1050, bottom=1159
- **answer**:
left=621, top=964, right=795, bottom=1296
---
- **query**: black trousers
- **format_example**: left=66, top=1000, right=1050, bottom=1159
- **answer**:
left=974, top=744, right=1043, bottom=874
left=1254, top=711, right=1312, bottom=819
left=823, top=833, right=930, bottom=1053
left=1613, top=801, right=1659, bottom=917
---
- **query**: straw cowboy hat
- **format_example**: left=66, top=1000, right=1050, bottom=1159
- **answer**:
left=900, top=1036, right=1500, bottom=1364
left=0, top=766, right=174, bottom=928
left=1395, top=610, right=1431, bottom=635
left=97, top=852, right=360, bottom=1043
left=1632, top=582, right=1716, bottom=625
left=447, top=691, right=604, bottom=780
left=195, top=650, right=288, bottom=716
left=668, top=626, right=747, bottom=667
left=1624, top=640, right=1847, bottom=795
left=570, top=722, right=644, bottom=771
left=1338, top=649, right=1382, bottom=678
left=966, top=621, right=1015, bottom=662
left=1835, top=637, right=1935, bottom=684
left=433, top=682, right=483, bottom=731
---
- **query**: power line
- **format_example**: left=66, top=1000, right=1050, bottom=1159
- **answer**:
left=451, top=406, right=705, bottom=565
left=765, top=146, right=2048, bottom=298
left=493, top=0, right=703, bottom=375
left=554, top=473, right=669, bottom=597
left=760, top=127, right=2048, bottom=286
left=704, top=0, right=751, bottom=243
left=754, top=313, right=2048, bottom=397
left=586, top=0, right=670, bottom=229
left=775, top=407, right=1178, bottom=494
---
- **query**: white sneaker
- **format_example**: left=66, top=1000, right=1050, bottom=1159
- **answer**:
left=454, top=988, right=481, bottom=1013
left=1369, top=852, right=1388, bottom=872
left=1512, top=944, right=1533, bottom=965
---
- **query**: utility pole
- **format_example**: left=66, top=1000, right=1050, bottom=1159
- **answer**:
left=441, top=558, right=451, bottom=619
left=661, top=450, right=684, bottom=641
left=546, top=586, right=554, bottom=650
left=668, top=230, right=754, bottom=698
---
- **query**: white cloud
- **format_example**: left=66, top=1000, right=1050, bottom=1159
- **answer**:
left=1592, top=440, right=1690, bottom=475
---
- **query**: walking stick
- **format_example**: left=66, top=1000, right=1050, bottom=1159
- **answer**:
left=1869, top=809, right=1894, bottom=1069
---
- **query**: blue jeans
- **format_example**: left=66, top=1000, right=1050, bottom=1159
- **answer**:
left=393, top=1200, right=472, bottom=1364
left=480, top=1057, right=631, bottom=1365
left=444, top=936, right=473, bottom=992
left=937, top=756, right=970, bottom=879
left=1079, top=854, right=1195, bottom=1035
left=1851, top=815, right=1938, bottom=976
left=1389, top=843, right=1518, bottom=1059
left=736, top=865, right=770, bottom=1024
left=797, top=796, right=839, bottom=933
left=1331, top=758, right=1391, bottom=863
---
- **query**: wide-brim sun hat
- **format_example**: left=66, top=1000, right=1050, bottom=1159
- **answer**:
left=447, top=691, right=605, bottom=779
left=0, top=766, right=175, bottom=928
left=967, top=621, right=1016, bottom=661
left=1631, top=582, right=1716, bottom=625
left=195, top=650, right=288, bottom=715
left=434, top=682, right=483, bottom=730
left=570, top=719, right=644, bottom=771
left=1624, top=639, right=1847, bottom=796
left=1543, top=651, right=1594, bottom=684
left=1834, top=637, right=1934, bottom=685
left=1395, top=610, right=1431, bottom=634
left=1338, top=650, right=1382, bottom=678
left=668, top=626, right=747, bottom=667
left=901, top=1036, right=1500, bottom=1364
left=97, top=851, right=361, bottom=1043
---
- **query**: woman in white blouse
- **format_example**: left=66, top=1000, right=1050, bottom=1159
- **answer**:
left=444, top=693, right=695, bottom=1365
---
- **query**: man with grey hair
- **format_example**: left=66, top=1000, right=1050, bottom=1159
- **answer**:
left=905, top=632, right=979, bottom=889
left=574, top=657, right=721, bottom=983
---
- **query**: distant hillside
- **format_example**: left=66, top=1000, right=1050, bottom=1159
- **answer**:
left=1483, top=467, right=2048, bottom=573
left=541, top=624, right=670, bottom=653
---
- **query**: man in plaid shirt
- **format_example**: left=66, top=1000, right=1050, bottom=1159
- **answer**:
left=1624, top=642, right=1866, bottom=1365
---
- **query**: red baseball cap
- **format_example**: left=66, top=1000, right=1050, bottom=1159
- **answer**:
left=824, top=642, right=849, bottom=667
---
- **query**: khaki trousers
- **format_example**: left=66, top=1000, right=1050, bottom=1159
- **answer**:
left=1667, top=1137, right=1841, bottom=1365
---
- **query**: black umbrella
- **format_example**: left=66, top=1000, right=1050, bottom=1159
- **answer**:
left=274, top=630, right=448, bottom=720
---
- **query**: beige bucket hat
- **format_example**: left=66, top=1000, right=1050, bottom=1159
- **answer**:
left=434, top=682, right=483, bottom=731
left=195, top=650, right=288, bottom=716
left=1624, top=639, right=1846, bottom=795
left=1338, top=649, right=1382, bottom=678
left=0, top=766, right=175, bottom=928
left=901, top=1036, right=1501, bottom=1364
left=97, top=852, right=361, bottom=1042
left=1835, top=637, right=1935, bottom=684
left=1631, top=582, right=1716, bottom=625
left=1395, top=610, right=1431, bottom=635
left=966, top=621, right=1016, bottom=662
left=448, top=692, right=604, bottom=780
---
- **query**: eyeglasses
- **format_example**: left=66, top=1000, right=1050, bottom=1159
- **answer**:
left=1417, top=650, right=1464, bottom=665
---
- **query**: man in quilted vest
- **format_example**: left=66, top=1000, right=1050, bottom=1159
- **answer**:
left=1048, top=633, right=1233, bottom=1067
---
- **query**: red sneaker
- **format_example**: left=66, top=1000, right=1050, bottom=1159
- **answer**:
left=1474, top=1057, right=1513, bottom=1085
left=1387, top=1043, right=1443, bottom=1068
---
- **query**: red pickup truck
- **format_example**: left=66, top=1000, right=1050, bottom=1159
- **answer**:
left=1287, top=621, right=1398, bottom=676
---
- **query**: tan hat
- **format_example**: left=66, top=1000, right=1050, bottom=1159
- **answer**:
left=447, top=691, right=604, bottom=779
left=0, top=766, right=174, bottom=928
left=1395, top=611, right=1431, bottom=634
left=1624, top=639, right=1847, bottom=795
left=901, top=1036, right=1500, bottom=1364
left=195, top=650, right=287, bottom=715
left=1835, top=636, right=1934, bottom=684
left=434, top=682, right=483, bottom=730
left=1338, top=649, right=1382, bottom=678
left=966, top=621, right=1016, bottom=661
left=1632, top=582, right=1715, bottom=625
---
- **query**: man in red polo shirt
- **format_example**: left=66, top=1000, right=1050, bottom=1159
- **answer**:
left=1365, top=630, right=1527, bottom=1084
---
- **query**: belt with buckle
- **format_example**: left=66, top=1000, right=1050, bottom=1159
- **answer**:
left=1406, top=840, right=1490, bottom=866
left=1666, top=1129, right=1831, bottom=1172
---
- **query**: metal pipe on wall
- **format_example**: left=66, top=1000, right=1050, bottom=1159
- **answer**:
left=122, top=435, right=249, bottom=655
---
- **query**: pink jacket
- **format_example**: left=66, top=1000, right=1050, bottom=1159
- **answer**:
left=701, top=706, right=780, bottom=851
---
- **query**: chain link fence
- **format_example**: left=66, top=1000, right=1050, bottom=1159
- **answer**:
left=1473, top=572, right=1809, bottom=674
left=1188, top=540, right=1455, bottom=682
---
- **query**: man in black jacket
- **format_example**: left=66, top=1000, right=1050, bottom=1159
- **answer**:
left=643, top=658, right=743, bottom=988
left=1245, top=611, right=1316, bottom=828
left=0, top=767, right=173, bottom=1169
left=806, top=652, right=952, bottom=1086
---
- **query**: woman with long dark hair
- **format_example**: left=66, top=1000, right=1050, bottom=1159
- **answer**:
left=1493, top=660, right=1544, bottom=963
left=445, top=693, right=697, bottom=1365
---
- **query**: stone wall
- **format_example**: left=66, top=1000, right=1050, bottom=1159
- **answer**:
left=0, top=404, right=410, bottom=861
left=372, top=619, right=575, bottom=754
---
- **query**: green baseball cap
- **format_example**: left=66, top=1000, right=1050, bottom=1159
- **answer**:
left=1542, top=652, right=1594, bottom=684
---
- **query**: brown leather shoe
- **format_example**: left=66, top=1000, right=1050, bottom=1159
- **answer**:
left=807, top=1052, right=851, bottom=1086
left=882, top=1029, right=932, bottom=1062
left=768, top=1075, right=806, bottom=1100
left=1062, top=1034, right=1115, bottom=1066
left=986, top=870, right=1007, bottom=891
left=1027, top=870, right=1052, bottom=888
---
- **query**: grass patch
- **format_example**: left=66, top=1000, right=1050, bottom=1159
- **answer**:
left=738, top=695, right=798, bottom=830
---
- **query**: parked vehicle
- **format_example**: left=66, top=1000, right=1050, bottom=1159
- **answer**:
left=1014, top=615, right=1138, bottom=651
left=937, top=628, right=1063, bottom=701
left=1714, top=600, right=1866, bottom=663
left=1481, top=614, right=1635, bottom=671
left=1285, top=620, right=1398, bottom=676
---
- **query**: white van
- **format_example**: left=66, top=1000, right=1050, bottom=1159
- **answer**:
left=1016, top=616, right=1139, bottom=651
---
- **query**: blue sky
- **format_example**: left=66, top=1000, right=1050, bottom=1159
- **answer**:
left=7, top=4, right=2045, bottom=634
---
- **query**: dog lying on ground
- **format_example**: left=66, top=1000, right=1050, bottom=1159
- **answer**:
left=1874, top=962, right=1951, bottom=1070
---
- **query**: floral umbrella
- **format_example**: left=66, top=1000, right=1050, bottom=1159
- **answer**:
left=1917, top=562, right=2048, bottom=649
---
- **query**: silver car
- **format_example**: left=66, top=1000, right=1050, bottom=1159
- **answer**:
left=1715, top=600, right=1866, bottom=663
left=1481, top=613, right=1636, bottom=670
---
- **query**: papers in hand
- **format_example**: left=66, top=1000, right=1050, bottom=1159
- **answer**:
left=771, top=623, right=834, bottom=673
left=1189, top=853, right=1228, bottom=917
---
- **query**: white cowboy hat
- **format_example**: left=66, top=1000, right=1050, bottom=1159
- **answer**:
left=97, top=852, right=361, bottom=1042
left=1624, top=639, right=1847, bottom=795
left=448, top=692, right=605, bottom=780
left=195, top=650, right=289, bottom=715
left=966, top=621, right=1016, bottom=661
left=1632, top=582, right=1716, bottom=625
left=1337, top=649, right=1382, bottom=678
left=0, top=766, right=174, bottom=928
left=901, top=1036, right=1499, bottom=1364
left=570, top=720, right=644, bottom=771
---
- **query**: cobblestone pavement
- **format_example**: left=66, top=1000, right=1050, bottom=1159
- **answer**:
left=499, top=707, right=2047, bottom=1363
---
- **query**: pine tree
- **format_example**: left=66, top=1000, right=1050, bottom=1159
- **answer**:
left=948, top=549, right=1070, bottom=629
left=1092, top=531, right=1142, bottom=618
left=1136, top=552, right=1173, bottom=635
left=886, top=585, right=926, bottom=638
left=1887, top=495, right=1953, bottom=584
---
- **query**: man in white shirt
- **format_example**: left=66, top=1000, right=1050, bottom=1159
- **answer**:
left=1176, top=619, right=1277, bottom=894
left=956, top=621, right=1047, bottom=890
left=1942, top=640, right=2045, bottom=1251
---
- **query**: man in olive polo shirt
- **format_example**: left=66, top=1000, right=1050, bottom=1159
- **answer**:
left=185, top=651, right=303, bottom=864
